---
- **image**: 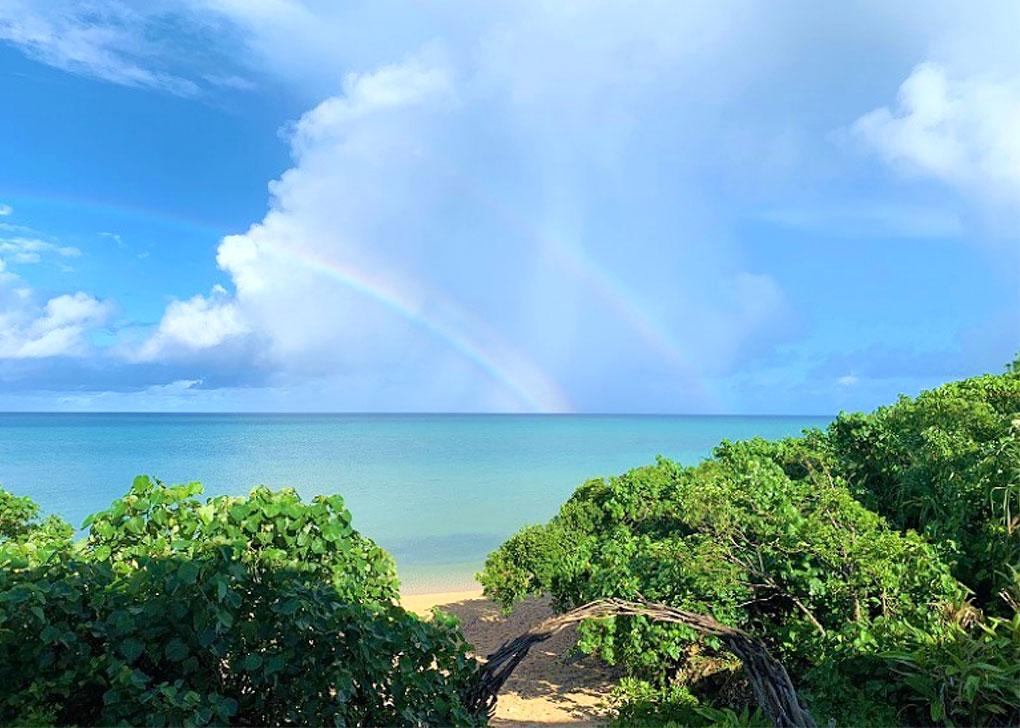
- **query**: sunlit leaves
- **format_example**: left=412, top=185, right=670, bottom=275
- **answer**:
left=0, top=481, right=482, bottom=726
left=481, top=368, right=1020, bottom=726
left=831, top=370, right=1020, bottom=607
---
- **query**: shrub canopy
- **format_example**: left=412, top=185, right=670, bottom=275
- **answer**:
left=0, top=478, right=482, bottom=727
left=829, top=372, right=1020, bottom=606
left=480, top=368, right=1020, bottom=726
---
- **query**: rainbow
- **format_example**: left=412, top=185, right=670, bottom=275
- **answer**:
left=423, top=167, right=720, bottom=408
left=249, top=236, right=572, bottom=412
left=0, top=190, right=231, bottom=238
left=3, top=191, right=572, bottom=412
left=8, top=183, right=717, bottom=409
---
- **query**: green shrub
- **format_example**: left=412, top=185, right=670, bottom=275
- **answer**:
left=607, top=678, right=771, bottom=728
left=81, top=476, right=400, bottom=604
left=481, top=366, right=1020, bottom=725
left=0, top=488, right=73, bottom=569
left=480, top=439, right=963, bottom=724
left=829, top=371, right=1020, bottom=607
left=883, top=585, right=1020, bottom=727
left=0, top=480, right=482, bottom=727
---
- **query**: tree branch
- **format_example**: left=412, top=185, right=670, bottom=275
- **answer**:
left=463, top=597, right=818, bottom=728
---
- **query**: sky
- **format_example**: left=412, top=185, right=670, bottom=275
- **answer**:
left=0, top=1, right=1017, bottom=414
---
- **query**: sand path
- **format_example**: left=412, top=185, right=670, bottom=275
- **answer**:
left=402, top=591, right=622, bottom=726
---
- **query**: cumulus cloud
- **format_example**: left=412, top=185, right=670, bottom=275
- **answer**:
left=12, top=1, right=1015, bottom=412
left=851, top=62, right=1020, bottom=206
left=0, top=229, right=113, bottom=361
left=134, top=286, right=249, bottom=362
left=0, top=291, right=114, bottom=359
left=131, top=16, right=793, bottom=412
left=0, top=204, right=12, bottom=216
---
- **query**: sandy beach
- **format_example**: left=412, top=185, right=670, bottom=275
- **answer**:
left=402, top=591, right=622, bottom=726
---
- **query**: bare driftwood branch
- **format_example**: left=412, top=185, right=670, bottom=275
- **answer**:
left=463, top=597, right=818, bottom=728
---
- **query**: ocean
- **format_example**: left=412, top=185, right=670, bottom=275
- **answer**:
left=0, top=413, right=830, bottom=592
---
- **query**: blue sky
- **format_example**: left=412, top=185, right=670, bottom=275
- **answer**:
left=0, top=1, right=1017, bottom=413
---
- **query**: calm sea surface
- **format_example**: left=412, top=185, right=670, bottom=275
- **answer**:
left=0, top=414, right=829, bottom=592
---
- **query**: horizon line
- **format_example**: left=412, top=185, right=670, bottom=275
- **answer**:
left=0, top=410, right=837, bottom=418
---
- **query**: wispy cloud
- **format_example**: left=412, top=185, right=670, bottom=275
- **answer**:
left=99, top=231, right=126, bottom=248
left=201, top=72, right=256, bottom=91
left=0, top=237, right=81, bottom=264
left=0, top=1, right=250, bottom=97
left=0, top=203, right=12, bottom=216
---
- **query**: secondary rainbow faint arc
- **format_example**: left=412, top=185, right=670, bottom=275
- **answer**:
left=4, top=192, right=572, bottom=413
left=421, top=166, right=720, bottom=408
left=1, top=191, right=231, bottom=237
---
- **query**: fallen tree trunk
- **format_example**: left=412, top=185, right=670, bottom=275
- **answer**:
left=463, top=597, right=818, bottom=728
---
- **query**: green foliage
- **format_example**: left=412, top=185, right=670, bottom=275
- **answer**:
left=0, top=487, right=73, bottom=569
left=81, top=476, right=400, bottom=604
left=604, top=679, right=768, bottom=728
left=829, top=371, right=1020, bottom=607
left=0, top=480, right=482, bottom=727
left=883, top=582, right=1020, bottom=727
left=481, top=368, right=1020, bottom=725
left=1006, top=350, right=1020, bottom=374
left=607, top=678, right=771, bottom=728
left=480, top=442, right=963, bottom=724
left=0, top=488, right=39, bottom=541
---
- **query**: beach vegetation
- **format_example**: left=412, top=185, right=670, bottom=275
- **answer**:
left=0, top=479, right=482, bottom=727
left=480, top=365, right=1020, bottom=726
left=2, top=362, right=1018, bottom=726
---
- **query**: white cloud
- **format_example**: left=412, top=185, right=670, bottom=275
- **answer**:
left=838, top=374, right=859, bottom=387
left=0, top=204, right=12, bottom=216
left=134, top=287, right=249, bottom=362
left=0, top=238, right=113, bottom=360
left=2, top=1, right=1016, bottom=412
left=0, top=1, right=243, bottom=95
left=0, top=1, right=201, bottom=94
left=99, top=232, right=126, bottom=248
left=0, top=291, right=114, bottom=359
left=0, top=237, right=81, bottom=264
left=131, top=18, right=795, bottom=411
left=851, top=62, right=1020, bottom=207
left=201, top=72, right=256, bottom=91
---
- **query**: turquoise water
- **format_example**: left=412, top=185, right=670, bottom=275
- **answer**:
left=0, top=414, right=829, bottom=592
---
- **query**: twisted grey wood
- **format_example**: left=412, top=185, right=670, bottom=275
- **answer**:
left=463, top=597, right=818, bottom=728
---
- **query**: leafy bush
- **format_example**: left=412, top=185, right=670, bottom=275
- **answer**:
left=606, top=678, right=771, bottom=728
left=0, top=488, right=73, bottom=568
left=81, top=476, right=400, bottom=604
left=883, top=585, right=1020, bottom=727
left=481, top=368, right=1020, bottom=726
left=0, top=479, right=482, bottom=727
left=480, top=439, right=963, bottom=724
left=829, top=371, right=1020, bottom=607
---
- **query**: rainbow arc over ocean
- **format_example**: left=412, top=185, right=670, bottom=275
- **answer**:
left=5, top=190, right=716, bottom=411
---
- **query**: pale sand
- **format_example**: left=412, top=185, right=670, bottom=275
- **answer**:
left=401, top=590, right=622, bottom=727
